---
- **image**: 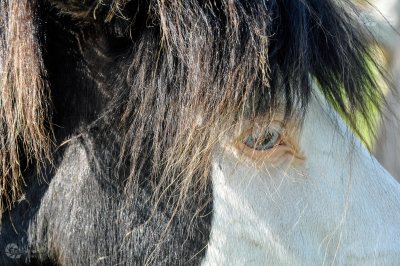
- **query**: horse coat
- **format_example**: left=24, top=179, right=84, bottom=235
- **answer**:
left=0, top=0, right=400, bottom=265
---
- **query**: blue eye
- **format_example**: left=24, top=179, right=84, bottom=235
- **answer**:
left=243, top=127, right=281, bottom=150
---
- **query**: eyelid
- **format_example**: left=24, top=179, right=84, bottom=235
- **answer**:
left=237, top=121, right=284, bottom=141
left=234, top=138, right=304, bottom=163
left=229, top=121, right=304, bottom=164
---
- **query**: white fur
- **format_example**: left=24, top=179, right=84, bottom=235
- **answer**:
left=202, top=91, right=400, bottom=265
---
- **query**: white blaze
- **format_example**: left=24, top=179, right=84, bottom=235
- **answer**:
left=203, top=92, right=400, bottom=265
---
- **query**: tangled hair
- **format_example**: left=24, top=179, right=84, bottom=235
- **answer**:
left=0, top=0, right=385, bottom=221
left=0, top=0, right=52, bottom=215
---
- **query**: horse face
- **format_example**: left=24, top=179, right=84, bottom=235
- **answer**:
left=2, top=0, right=400, bottom=265
left=205, top=93, right=400, bottom=264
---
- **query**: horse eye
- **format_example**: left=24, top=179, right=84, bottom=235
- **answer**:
left=243, top=127, right=281, bottom=150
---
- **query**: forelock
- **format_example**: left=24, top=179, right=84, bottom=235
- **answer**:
left=0, top=0, right=386, bottom=217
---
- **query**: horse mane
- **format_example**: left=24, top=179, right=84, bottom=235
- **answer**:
left=0, top=0, right=52, bottom=215
left=0, top=0, right=385, bottom=218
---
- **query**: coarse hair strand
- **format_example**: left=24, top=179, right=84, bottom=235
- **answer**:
left=0, top=0, right=52, bottom=218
